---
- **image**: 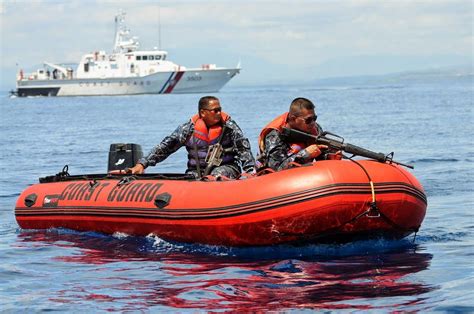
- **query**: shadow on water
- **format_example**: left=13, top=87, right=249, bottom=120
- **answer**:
left=15, top=229, right=436, bottom=311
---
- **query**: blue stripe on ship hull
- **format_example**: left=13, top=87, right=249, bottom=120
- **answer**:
left=159, top=72, right=175, bottom=94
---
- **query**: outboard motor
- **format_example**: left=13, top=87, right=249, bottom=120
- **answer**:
left=108, top=143, right=143, bottom=172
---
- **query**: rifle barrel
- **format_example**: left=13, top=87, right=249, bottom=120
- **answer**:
left=281, top=127, right=414, bottom=169
left=342, top=143, right=386, bottom=162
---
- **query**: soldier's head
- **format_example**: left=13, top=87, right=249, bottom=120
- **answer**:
left=199, top=96, right=222, bottom=127
left=287, top=97, right=318, bottom=134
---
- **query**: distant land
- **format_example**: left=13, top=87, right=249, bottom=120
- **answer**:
left=307, top=64, right=473, bottom=87
left=231, top=64, right=473, bottom=88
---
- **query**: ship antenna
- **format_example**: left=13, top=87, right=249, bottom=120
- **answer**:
left=158, top=6, right=162, bottom=50
left=113, top=10, right=124, bottom=53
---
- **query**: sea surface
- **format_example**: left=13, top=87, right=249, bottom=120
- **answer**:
left=1, top=78, right=473, bottom=312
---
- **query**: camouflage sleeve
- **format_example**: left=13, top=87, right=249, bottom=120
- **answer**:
left=264, top=129, right=313, bottom=171
left=139, top=121, right=193, bottom=168
left=227, top=119, right=256, bottom=173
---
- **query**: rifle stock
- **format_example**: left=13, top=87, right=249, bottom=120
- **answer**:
left=203, top=144, right=224, bottom=176
left=203, top=124, right=228, bottom=176
left=281, top=127, right=414, bottom=169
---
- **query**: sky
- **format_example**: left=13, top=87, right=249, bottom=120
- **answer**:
left=0, top=0, right=472, bottom=90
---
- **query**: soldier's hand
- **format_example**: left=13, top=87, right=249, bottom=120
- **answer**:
left=305, top=144, right=328, bottom=159
left=109, top=168, right=129, bottom=175
left=327, top=150, right=343, bottom=160
left=129, top=163, right=145, bottom=174
left=109, top=164, right=145, bottom=175
left=239, top=171, right=256, bottom=179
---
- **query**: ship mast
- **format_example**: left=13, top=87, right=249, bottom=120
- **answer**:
left=113, top=11, right=140, bottom=53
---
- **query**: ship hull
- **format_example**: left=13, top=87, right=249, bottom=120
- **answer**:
left=15, top=68, right=239, bottom=97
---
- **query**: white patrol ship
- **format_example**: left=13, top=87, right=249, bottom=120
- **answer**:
left=15, top=12, right=240, bottom=97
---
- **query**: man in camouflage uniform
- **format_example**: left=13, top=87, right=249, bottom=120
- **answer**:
left=127, top=96, right=255, bottom=179
left=258, top=97, right=340, bottom=171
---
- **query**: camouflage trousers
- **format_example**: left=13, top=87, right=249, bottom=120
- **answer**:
left=186, top=164, right=240, bottom=180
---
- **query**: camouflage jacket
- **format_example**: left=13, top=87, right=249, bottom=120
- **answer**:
left=258, top=124, right=324, bottom=171
left=139, top=118, right=256, bottom=173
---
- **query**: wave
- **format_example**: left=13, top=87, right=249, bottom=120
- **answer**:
left=414, top=231, right=468, bottom=244
left=409, top=158, right=460, bottom=163
left=16, top=228, right=420, bottom=260
left=78, top=150, right=106, bottom=155
left=347, top=85, right=407, bottom=91
left=0, top=193, right=21, bottom=198
left=146, top=234, right=418, bottom=259
left=293, top=85, right=407, bottom=92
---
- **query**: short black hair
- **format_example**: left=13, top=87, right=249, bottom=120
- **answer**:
left=199, top=96, right=219, bottom=110
left=289, top=97, right=315, bottom=116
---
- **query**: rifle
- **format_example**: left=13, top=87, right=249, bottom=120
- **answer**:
left=203, top=125, right=228, bottom=176
left=281, top=127, right=414, bottom=169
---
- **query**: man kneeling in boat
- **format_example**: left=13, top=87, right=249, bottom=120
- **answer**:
left=257, top=97, right=341, bottom=171
left=126, top=96, right=256, bottom=179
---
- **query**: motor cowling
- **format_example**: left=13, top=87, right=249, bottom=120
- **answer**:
left=108, top=143, right=143, bottom=172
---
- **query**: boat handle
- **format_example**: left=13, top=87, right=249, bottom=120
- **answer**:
left=24, top=193, right=37, bottom=207
left=154, top=193, right=172, bottom=209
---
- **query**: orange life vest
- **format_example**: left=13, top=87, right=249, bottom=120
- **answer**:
left=186, top=112, right=233, bottom=171
left=191, top=112, right=230, bottom=142
left=258, top=112, right=308, bottom=155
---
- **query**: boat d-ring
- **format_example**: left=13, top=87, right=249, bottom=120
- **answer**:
left=117, top=176, right=136, bottom=187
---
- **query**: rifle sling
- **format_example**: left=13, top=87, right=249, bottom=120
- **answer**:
left=193, top=142, right=202, bottom=178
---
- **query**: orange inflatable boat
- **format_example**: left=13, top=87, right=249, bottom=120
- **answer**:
left=15, top=160, right=427, bottom=246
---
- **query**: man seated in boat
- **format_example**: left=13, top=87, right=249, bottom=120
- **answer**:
left=125, top=96, right=256, bottom=179
left=257, top=97, right=341, bottom=171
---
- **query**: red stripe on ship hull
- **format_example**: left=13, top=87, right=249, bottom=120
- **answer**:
left=164, top=71, right=185, bottom=93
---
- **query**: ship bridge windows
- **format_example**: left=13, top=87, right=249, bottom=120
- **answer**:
left=135, top=54, right=164, bottom=61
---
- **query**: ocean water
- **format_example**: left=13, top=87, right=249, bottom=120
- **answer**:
left=1, top=78, right=473, bottom=312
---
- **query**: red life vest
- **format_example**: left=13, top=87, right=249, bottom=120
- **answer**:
left=258, top=112, right=308, bottom=155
